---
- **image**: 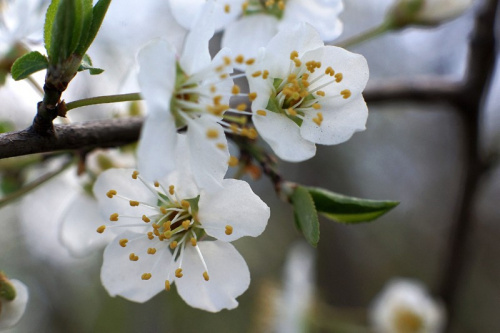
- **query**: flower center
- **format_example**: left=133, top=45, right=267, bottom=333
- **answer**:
left=253, top=50, right=352, bottom=127
left=242, top=0, right=287, bottom=19
left=393, top=307, right=425, bottom=333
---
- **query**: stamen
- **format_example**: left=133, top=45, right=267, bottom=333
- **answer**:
left=190, top=237, right=197, bottom=246
left=170, top=241, right=178, bottom=249
left=110, top=213, right=119, bottom=221
left=236, top=103, right=247, bottom=111
left=181, top=200, right=190, bottom=208
left=256, top=109, right=267, bottom=116
left=325, top=67, right=335, bottom=76
left=262, top=70, right=269, bottom=79
left=96, top=225, right=106, bottom=233
left=129, top=200, right=140, bottom=206
left=232, top=85, right=240, bottom=95
left=142, top=215, right=150, bottom=223
left=278, top=0, right=285, bottom=10
left=141, top=273, right=152, bottom=280
left=129, top=253, right=139, bottom=261
left=223, top=56, right=231, bottom=65
left=165, top=280, right=171, bottom=291
left=290, top=50, right=299, bottom=60
left=224, top=4, right=230, bottom=13
left=252, top=70, right=262, bottom=78
left=312, top=103, right=321, bottom=110
left=225, top=225, right=233, bottom=235
left=147, top=247, right=157, bottom=255
left=245, top=58, right=255, bottom=65
left=248, top=92, right=257, bottom=101
left=175, top=268, right=183, bottom=278
left=335, top=73, right=343, bottom=82
left=341, top=89, right=351, bottom=99
left=106, top=190, right=117, bottom=198
left=147, top=232, right=154, bottom=240
left=169, top=185, right=175, bottom=195
left=316, top=90, right=325, bottom=97
left=216, top=143, right=227, bottom=150
left=182, top=220, right=191, bottom=230
left=206, top=128, right=219, bottom=139
left=132, top=170, right=139, bottom=179
left=235, top=54, right=244, bottom=64
left=203, top=271, right=210, bottom=281
left=228, top=156, right=239, bottom=167
left=287, top=108, right=297, bottom=116
left=119, top=239, right=128, bottom=247
left=160, top=207, right=168, bottom=214
left=154, top=181, right=160, bottom=187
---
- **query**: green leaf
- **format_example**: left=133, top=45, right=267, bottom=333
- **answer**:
left=11, top=51, right=49, bottom=80
left=291, top=186, right=320, bottom=247
left=44, top=0, right=60, bottom=55
left=77, top=0, right=112, bottom=55
left=74, top=0, right=94, bottom=55
left=78, top=54, right=104, bottom=75
left=49, top=0, right=77, bottom=63
left=306, top=187, right=399, bottom=224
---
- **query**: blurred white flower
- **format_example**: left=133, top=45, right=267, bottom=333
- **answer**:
left=94, top=135, right=270, bottom=311
left=389, top=0, right=474, bottom=27
left=0, top=275, right=28, bottom=331
left=246, top=23, right=369, bottom=162
left=369, top=279, right=446, bottom=333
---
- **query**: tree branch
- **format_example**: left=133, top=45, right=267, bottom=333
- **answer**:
left=0, top=117, right=142, bottom=159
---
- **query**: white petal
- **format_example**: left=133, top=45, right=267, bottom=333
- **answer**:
left=221, top=14, right=278, bottom=68
left=198, top=179, right=270, bottom=241
left=0, top=279, right=28, bottom=330
left=253, top=111, right=316, bottom=162
left=264, top=23, right=324, bottom=78
left=279, top=0, right=343, bottom=41
left=101, top=231, right=173, bottom=303
left=138, top=39, right=177, bottom=111
left=59, top=192, right=115, bottom=257
left=137, top=112, right=178, bottom=182
left=179, top=0, right=215, bottom=76
left=186, top=117, right=229, bottom=190
left=300, top=95, right=368, bottom=145
left=175, top=241, right=250, bottom=312
left=93, top=169, right=159, bottom=221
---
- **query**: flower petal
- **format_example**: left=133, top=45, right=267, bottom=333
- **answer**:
left=175, top=241, right=250, bottom=312
left=0, top=279, right=29, bottom=330
left=93, top=168, right=159, bottom=221
left=59, top=192, right=115, bottom=257
left=300, top=95, right=368, bottom=145
left=101, top=231, right=173, bottom=303
left=253, top=111, right=316, bottom=162
left=198, top=179, right=270, bottom=241
left=221, top=14, right=278, bottom=67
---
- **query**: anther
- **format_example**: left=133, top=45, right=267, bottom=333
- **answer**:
left=287, top=108, right=297, bottom=116
left=278, top=0, right=285, bottom=10
left=256, top=110, right=267, bottom=116
left=129, top=253, right=139, bottom=261
left=325, top=67, right=335, bottom=76
left=164, top=230, right=173, bottom=239
left=223, top=56, right=231, bottom=65
left=210, top=85, right=217, bottom=93
left=290, top=50, right=299, bottom=60
left=224, top=4, right=230, bottom=13
left=132, top=170, right=139, bottom=179
left=335, top=73, right=343, bottom=82
left=232, top=85, right=240, bottom=95
left=340, top=89, right=351, bottom=99
left=175, top=268, right=183, bottom=278
left=106, top=190, right=117, bottom=198
left=245, top=58, right=255, bottom=65
left=170, top=241, right=178, bottom=249
left=182, top=220, right=191, bottom=230
left=312, top=103, right=321, bottom=110
left=262, top=70, right=269, bottom=79
left=141, top=273, right=152, bottom=280
left=169, top=185, right=175, bottom=195
left=225, top=225, right=233, bottom=235
left=164, top=221, right=172, bottom=230
left=110, top=213, right=119, bottom=221
left=160, top=207, right=167, bottom=214
left=252, top=70, right=262, bottom=78
left=316, top=90, right=325, bottom=97
left=248, top=92, right=257, bottom=101
left=203, top=271, right=210, bottom=281
left=181, top=200, right=190, bottom=208
left=147, top=247, right=157, bottom=255
left=147, top=232, right=154, bottom=240
left=228, top=156, right=239, bottom=167
left=96, top=225, right=106, bottom=233
left=293, top=58, right=302, bottom=67
left=242, top=1, right=248, bottom=11
left=165, top=280, right=171, bottom=291
left=154, top=181, right=160, bottom=187
left=235, top=54, right=244, bottom=64
left=190, top=237, right=197, bottom=246
left=142, top=215, right=150, bottom=223
left=206, top=128, right=219, bottom=139
left=119, top=239, right=128, bottom=247
left=236, top=103, right=247, bottom=111
left=129, top=200, right=140, bottom=206
left=216, top=143, right=227, bottom=150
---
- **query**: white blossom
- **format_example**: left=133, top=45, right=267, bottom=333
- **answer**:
left=416, top=0, right=474, bottom=23
left=94, top=135, right=270, bottom=312
left=370, top=279, right=446, bottom=333
left=246, top=23, right=369, bottom=162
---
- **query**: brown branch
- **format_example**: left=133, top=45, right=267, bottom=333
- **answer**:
left=0, top=117, right=142, bottom=159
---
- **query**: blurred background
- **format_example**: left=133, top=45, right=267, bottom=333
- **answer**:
left=1, top=0, right=499, bottom=332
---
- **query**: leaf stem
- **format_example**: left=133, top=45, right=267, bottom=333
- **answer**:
left=64, top=92, right=142, bottom=111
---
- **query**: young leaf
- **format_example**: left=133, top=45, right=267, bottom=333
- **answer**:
left=49, top=0, right=77, bottom=64
left=77, top=0, right=112, bottom=55
left=78, top=54, right=104, bottom=75
left=11, top=51, right=48, bottom=81
left=74, top=0, right=94, bottom=55
left=306, top=187, right=399, bottom=224
left=44, top=0, right=60, bottom=56
left=291, top=186, right=320, bottom=247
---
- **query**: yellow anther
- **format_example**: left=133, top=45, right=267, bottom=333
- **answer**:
left=190, top=237, right=197, bottom=246
left=164, top=220, right=172, bottom=230
left=165, top=280, right=171, bottom=291
left=316, top=90, right=325, bottom=97
left=340, top=89, right=351, bottom=99
left=154, top=181, right=160, bottom=187
left=287, top=73, right=297, bottom=82
left=213, top=95, right=223, bottom=105
left=293, top=58, right=302, bottom=67
left=203, top=271, right=210, bottom=281
left=302, top=73, right=309, bottom=80
left=225, top=225, right=233, bottom=235
left=223, top=56, right=231, bottom=65
left=170, top=241, right=178, bottom=249
left=278, top=0, right=285, bottom=10
left=235, top=54, right=244, bottom=64
left=242, top=1, right=249, bottom=10
left=265, top=0, right=275, bottom=7
left=335, top=73, right=343, bottom=82
left=210, top=85, right=217, bottom=93
left=152, top=223, right=160, bottom=229
left=262, top=70, right=269, bottom=79
left=241, top=128, right=249, bottom=137
left=287, top=108, right=297, bottom=116
left=290, top=50, right=299, bottom=60
left=256, top=109, right=267, bottom=116
left=216, top=143, right=227, bottom=150
left=245, top=58, right=255, bottom=65
left=228, top=156, right=239, bottom=167
left=313, top=112, right=324, bottom=126
left=147, top=247, right=157, bottom=255
left=129, top=253, right=139, bottom=261
left=169, top=185, right=175, bottom=195
left=160, top=207, right=167, bottom=215
left=220, top=73, right=228, bottom=79
left=163, top=230, right=173, bottom=239
left=252, top=70, right=262, bottom=77
left=312, top=103, right=321, bottom=110
left=206, top=128, right=219, bottom=139
left=129, top=200, right=140, bottom=207
left=106, top=190, right=117, bottom=198
left=248, top=92, right=257, bottom=101
left=230, top=123, right=239, bottom=133
left=182, top=220, right=191, bottom=230
left=110, top=213, right=119, bottom=221
left=236, top=103, right=247, bottom=111
left=153, top=229, right=160, bottom=236
left=325, top=67, right=335, bottom=76
left=142, top=215, right=150, bottom=223
left=141, top=273, right=152, bottom=280
left=215, top=65, right=224, bottom=72
left=232, top=85, right=240, bottom=95
left=224, top=4, right=230, bottom=13
left=132, top=170, right=139, bottom=179
left=96, top=225, right=106, bottom=234
left=147, top=231, right=154, bottom=240
left=181, top=200, right=190, bottom=208
left=119, top=239, right=128, bottom=247
left=175, top=268, right=183, bottom=278
left=248, top=128, right=258, bottom=140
